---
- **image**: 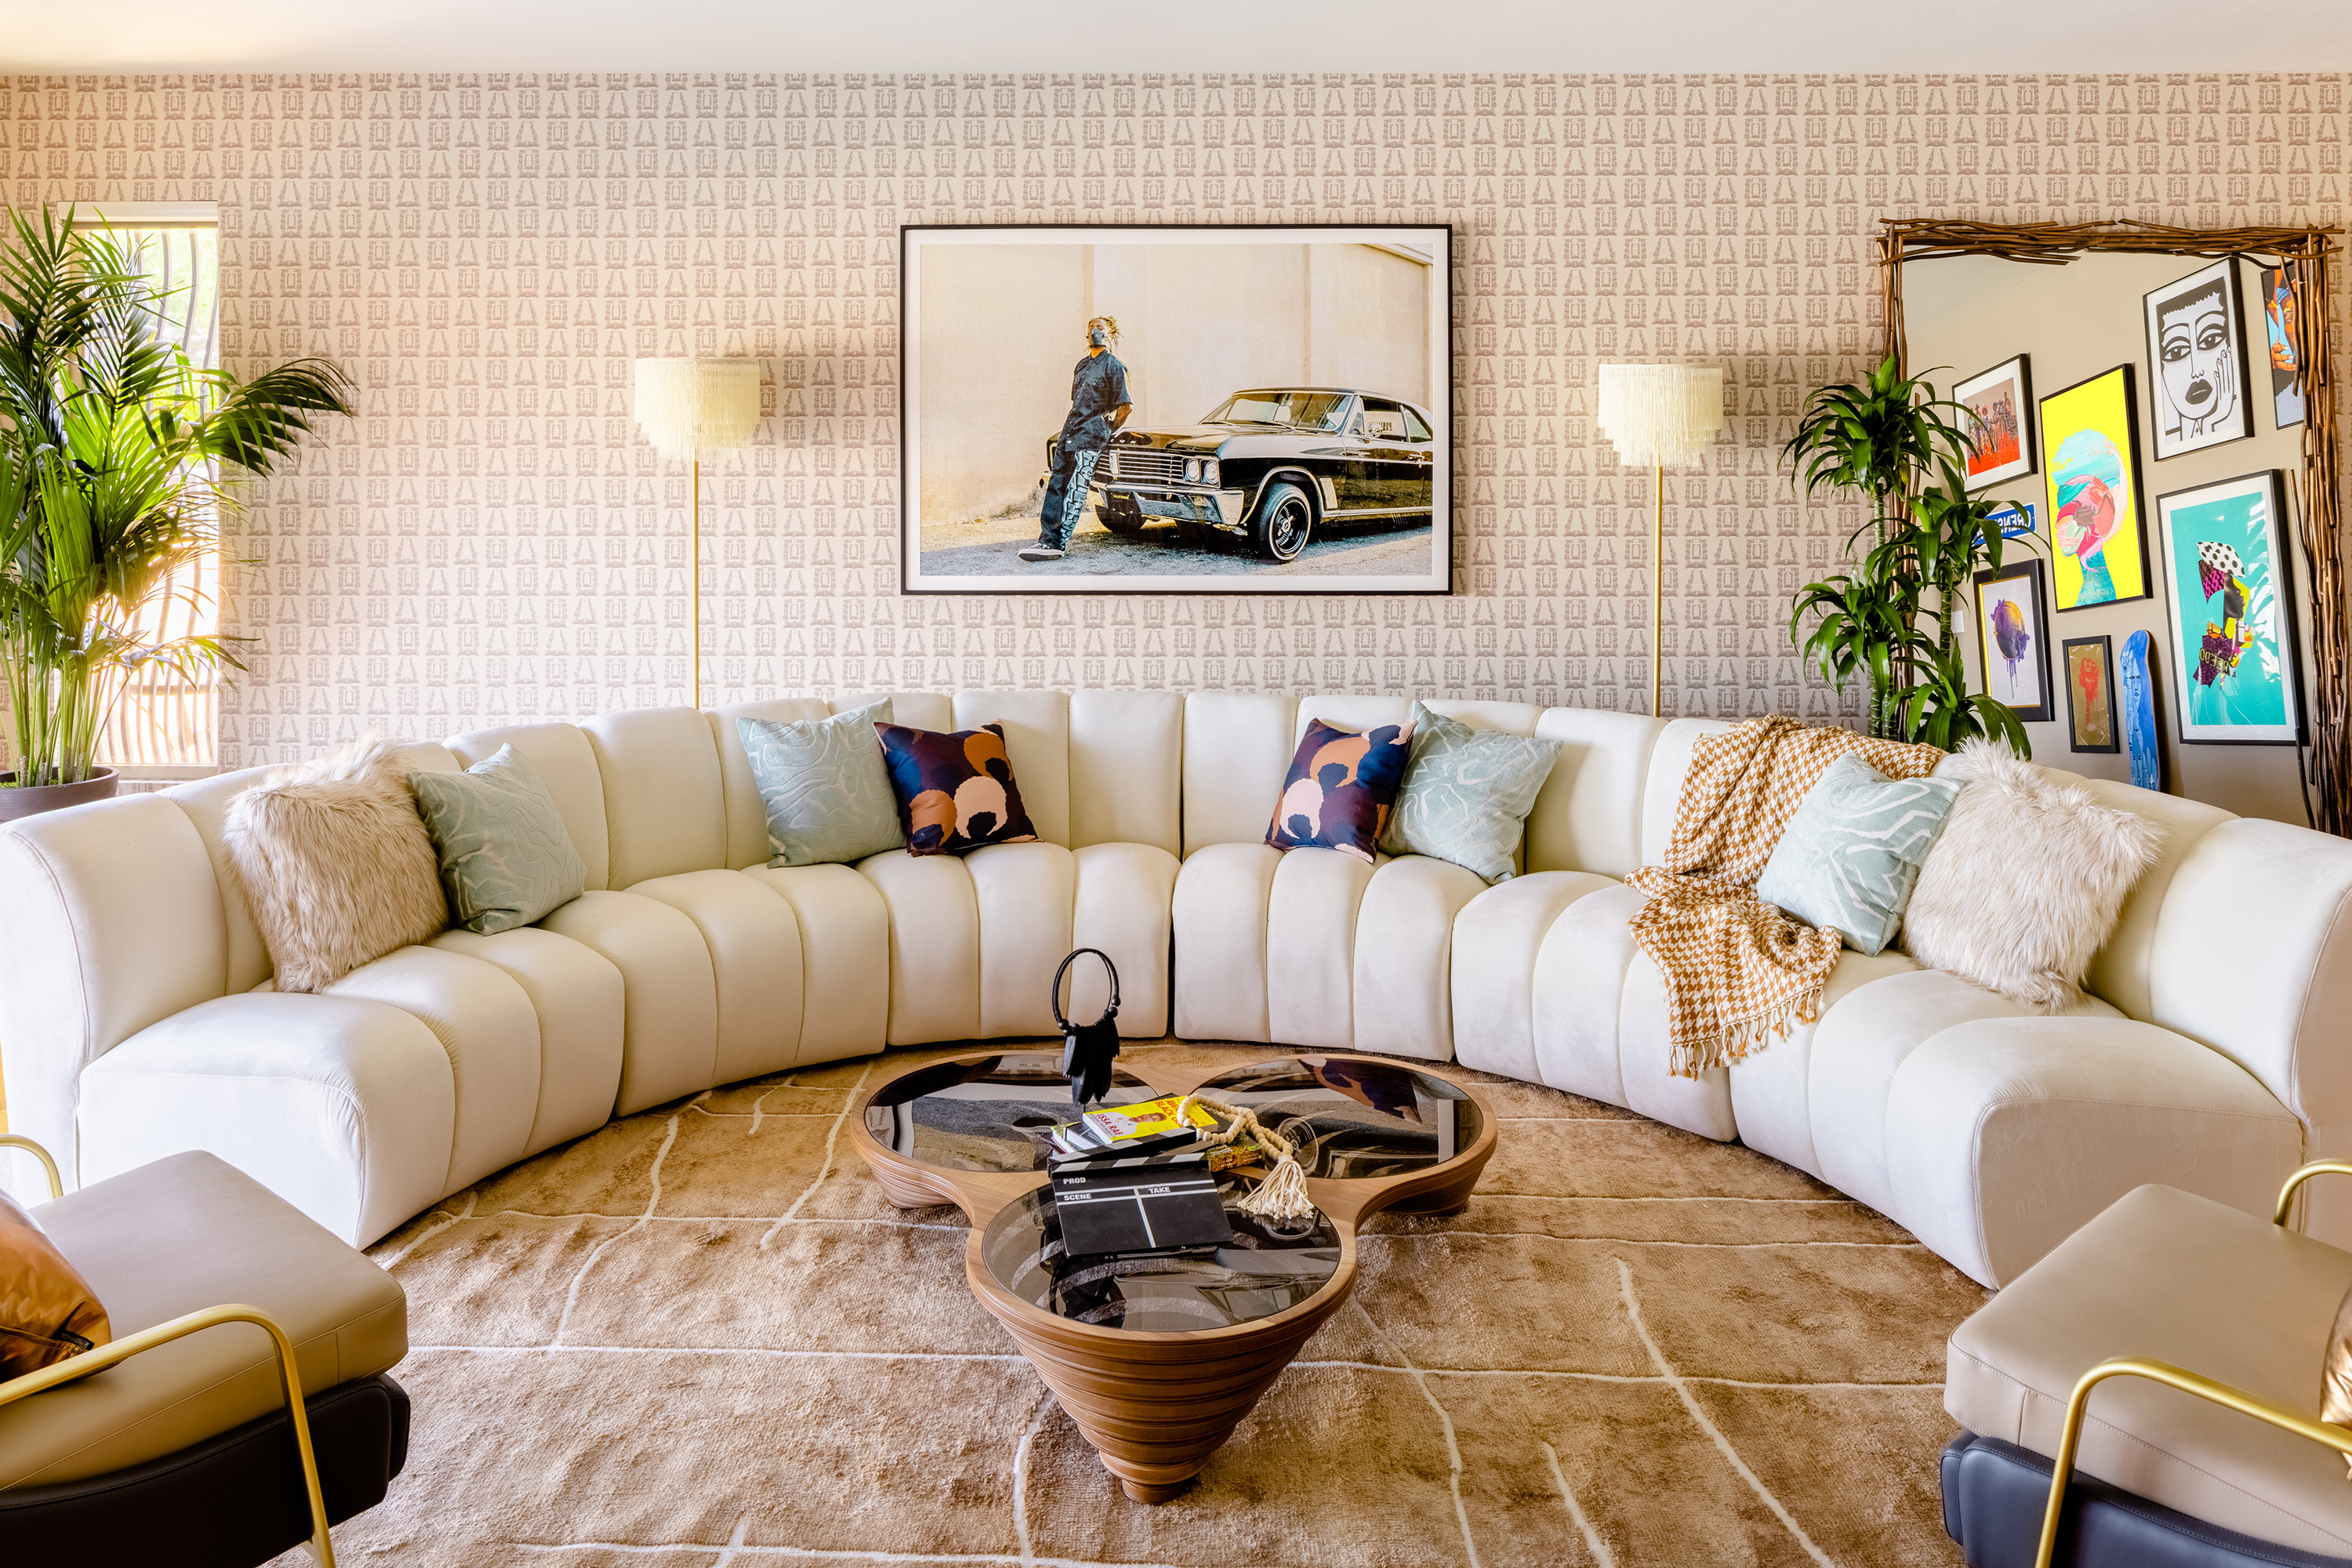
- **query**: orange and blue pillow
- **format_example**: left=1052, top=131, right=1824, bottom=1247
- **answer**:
left=1265, top=717, right=1415, bottom=865
left=874, top=721, right=1039, bottom=857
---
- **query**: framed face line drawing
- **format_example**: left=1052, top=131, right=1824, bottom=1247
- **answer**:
left=2143, top=257, right=2255, bottom=462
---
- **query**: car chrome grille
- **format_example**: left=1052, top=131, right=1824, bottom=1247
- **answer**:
left=1109, top=449, right=1189, bottom=485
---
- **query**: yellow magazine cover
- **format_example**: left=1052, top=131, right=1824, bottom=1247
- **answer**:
left=1082, top=1096, right=1218, bottom=1144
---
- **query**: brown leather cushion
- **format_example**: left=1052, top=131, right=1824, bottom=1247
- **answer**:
left=0, top=1192, right=109, bottom=1381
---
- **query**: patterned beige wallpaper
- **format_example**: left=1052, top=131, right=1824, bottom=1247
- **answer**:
left=9, top=74, right=2345, bottom=768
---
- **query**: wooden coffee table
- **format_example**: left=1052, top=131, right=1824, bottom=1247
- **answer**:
left=852, top=1050, right=1496, bottom=1501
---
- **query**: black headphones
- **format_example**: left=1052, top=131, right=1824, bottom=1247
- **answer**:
left=1051, top=948, right=1123, bottom=1105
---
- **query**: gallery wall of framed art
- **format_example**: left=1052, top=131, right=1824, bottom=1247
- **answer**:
left=1900, top=244, right=2323, bottom=826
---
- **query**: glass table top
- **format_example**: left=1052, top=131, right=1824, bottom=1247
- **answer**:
left=860, top=1051, right=1150, bottom=1174
left=1190, top=1056, right=1482, bottom=1182
left=981, top=1174, right=1343, bottom=1333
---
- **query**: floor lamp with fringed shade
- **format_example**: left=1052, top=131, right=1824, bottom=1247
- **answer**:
left=633, top=358, right=762, bottom=710
left=1595, top=364, right=1726, bottom=717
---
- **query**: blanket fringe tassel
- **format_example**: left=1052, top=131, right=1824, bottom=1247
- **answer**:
left=1670, top=987, right=1828, bottom=1080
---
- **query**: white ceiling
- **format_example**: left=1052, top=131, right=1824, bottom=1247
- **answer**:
left=9, top=0, right=2352, bottom=75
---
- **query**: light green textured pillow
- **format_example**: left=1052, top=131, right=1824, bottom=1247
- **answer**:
left=1376, top=701, right=1564, bottom=884
left=739, top=699, right=906, bottom=869
left=408, top=745, right=588, bottom=935
left=1754, top=751, right=1963, bottom=956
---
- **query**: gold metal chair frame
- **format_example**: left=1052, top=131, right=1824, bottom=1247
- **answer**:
left=2031, top=1161, right=2352, bottom=1568
left=0, top=1135, right=337, bottom=1566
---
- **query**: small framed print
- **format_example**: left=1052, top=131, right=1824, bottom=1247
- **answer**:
left=2062, top=635, right=2121, bottom=753
left=2143, top=258, right=2255, bottom=461
left=1973, top=557, right=2055, bottom=724
left=2256, top=260, right=2308, bottom=430
left=1953, top=354, right=2036, bottom=491
left=2154, top=469, right=2307, bottom=746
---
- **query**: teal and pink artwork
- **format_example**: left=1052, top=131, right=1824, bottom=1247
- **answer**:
left=2154, top=471, right=2304, bottom=746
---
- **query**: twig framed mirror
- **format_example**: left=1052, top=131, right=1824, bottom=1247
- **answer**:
left=1882, top=219, right=2345, bottom=834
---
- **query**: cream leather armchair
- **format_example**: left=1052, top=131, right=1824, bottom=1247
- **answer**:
left=0, top=1138, right=409, bottom=1566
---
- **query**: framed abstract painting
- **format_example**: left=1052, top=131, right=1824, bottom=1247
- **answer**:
left=2257, top=260, right=2308, bottom=430
left=2142, top=259, right=2254, bottom=461
left=2154, top=470, right=2307, bottom=746
left=1952, top=354, right=2035, bottom=491
left=1972, top=557, right=2055, bottom=724
left=2038, top=365, right=2150, bottom=612
left=2062, top=634, right=2120, bottom=754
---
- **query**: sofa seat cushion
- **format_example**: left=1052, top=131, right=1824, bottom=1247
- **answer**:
left=539, top=890, right=720, bottom=1118
left=0, top=1152, right=405, bottom=1489
left=1450, top=869, right=1625, bottom=1084
left=1947, top=1184, right=2352, bottom=1555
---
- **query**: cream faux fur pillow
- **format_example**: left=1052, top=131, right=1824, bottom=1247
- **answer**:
left=1900, top=740, right=2163, bottom=1011
left=223, top=734, right=451, bottom=993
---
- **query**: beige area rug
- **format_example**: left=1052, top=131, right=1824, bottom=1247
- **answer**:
left=289, top=1040, right=1990, bottom=1567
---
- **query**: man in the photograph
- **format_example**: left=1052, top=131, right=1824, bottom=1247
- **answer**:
left=2154, top=275, right=2240, bottom=445
left=1019, top=316, right=1131, bottom=563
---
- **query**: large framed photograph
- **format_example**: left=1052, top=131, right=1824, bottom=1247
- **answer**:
left=1973, top=557, right=2056, bottom=724
left=900, top=225, right=1454, bottom=595
left=2143, top=259, right=2254, bottom=461
left=2062, top=634, right=2121, bottom=754
left=2154, top=470, right=2307, bottom=746
left=1953, top=354, right=2035, bottom=490
left=2038, top=365, right=2150, bottom=611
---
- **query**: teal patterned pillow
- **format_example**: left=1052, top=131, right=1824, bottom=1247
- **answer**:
left=1376, top=702, right=1564, bottom=884
left=738, top=699, right=906, bottom=869
left=1754, top=752, right=1963, bottom=956
left=408, top=746, right=588, bottom=935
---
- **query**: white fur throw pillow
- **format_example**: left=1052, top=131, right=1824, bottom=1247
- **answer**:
left=223, top=734, right=451, bottom=993
left=1901, top=739, right=2163, bottom=1011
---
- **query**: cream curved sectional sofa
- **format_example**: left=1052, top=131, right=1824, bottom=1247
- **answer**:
left=3, top=688, right=2350, bottom=1292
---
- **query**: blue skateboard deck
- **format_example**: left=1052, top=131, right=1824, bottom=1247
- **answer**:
left=2118, top=629, right=2165, bottom=793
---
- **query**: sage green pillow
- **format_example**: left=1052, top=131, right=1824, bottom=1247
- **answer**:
left=407, top=746, right=588, bottom=935
left=739, top=699, right=906, bottom=869
left=1754, top=751, right=1963, bottom=956
left=1376, top=701, right=1564, bottom=884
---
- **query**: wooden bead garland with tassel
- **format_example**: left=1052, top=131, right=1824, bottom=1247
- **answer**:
left=1172, top=1094, right=1319, bottom=1225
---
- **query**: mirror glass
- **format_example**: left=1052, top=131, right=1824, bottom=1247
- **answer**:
left=1904, top=250, right=2317, bottom=823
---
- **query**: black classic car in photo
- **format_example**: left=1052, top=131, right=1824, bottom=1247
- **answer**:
left=1045, top=387, right=1439, bottom=562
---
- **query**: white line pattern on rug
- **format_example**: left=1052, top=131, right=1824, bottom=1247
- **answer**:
left=760, top=1060, right=875, bottom=1250
left=514, top=1545, right=1189, bottom=1566
left=1542, top=1439, right=1618, bottom=1568
left=376, top=1191, right=474, bottom=1272
left=1349, top=1298, right=1485, bottom=1568
left=551, top=1095, right=700, bottom=1345
left=1011, top=1386, right=1054, bottom=1565
left=1614, top=1257, right=1839, bottom=1568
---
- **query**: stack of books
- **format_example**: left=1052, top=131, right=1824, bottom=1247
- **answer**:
left=1044, top=1097, right=1257, bottom=1260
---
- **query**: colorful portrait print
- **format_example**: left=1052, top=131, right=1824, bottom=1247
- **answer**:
left=2038, top=366, right=2148, bottom=610
left=2156, top=470, right=2304, bottom=745
left=1972, top=558, right=2054, bottom=724
left=2259, top=262, right=2307, bottom=430
left=1952, top=355, right=2036, bottom=491
left=2063, top=635, right=2120, bottom=754
left=2142, top=259, right=2253, bottom=461
left=1265, top=717, right=1414, bottom=865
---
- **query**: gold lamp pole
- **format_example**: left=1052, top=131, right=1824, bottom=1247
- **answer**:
left=1595, top=364, right=1727, bottom=717
left=633, top=358, right=763, bottom=710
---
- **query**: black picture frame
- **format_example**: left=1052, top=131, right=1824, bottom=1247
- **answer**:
left=1952, top=353, right=2037, bottom=491
left=2061, top=634, right=2121, bottom=753
left=2256, top=260, right=2309, bottom=430
left=1973, top=556, right=2056, bottom=724
left=2038, top=363, right=2153, bottom=612
left=897, top=222, right=1457, bottom=597
left=2152, top=468, right=2308, bottom=746
left=2142, top=257, right=2256, bottom=462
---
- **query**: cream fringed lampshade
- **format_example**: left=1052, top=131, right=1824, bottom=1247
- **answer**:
left=632, top=358, right=762, bottom=459
left=1595, top=363, right=1726, bottom=469
left=1595, top=363, right=1726, bottom=719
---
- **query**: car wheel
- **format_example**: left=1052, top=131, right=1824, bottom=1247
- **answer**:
left=1098, top=506, right=1149, bottom=539
left=1250, top=481, right=1314, bottom=563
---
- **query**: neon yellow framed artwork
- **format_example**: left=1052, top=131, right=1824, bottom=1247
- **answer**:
left=2038, top=364, right=2151, bottom=611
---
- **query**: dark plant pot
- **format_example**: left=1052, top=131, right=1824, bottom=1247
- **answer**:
left=0, top=768, right=121, bottom=824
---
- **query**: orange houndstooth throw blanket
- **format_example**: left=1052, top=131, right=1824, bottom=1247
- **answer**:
left=1628, top=716, right=1946, bottom=1078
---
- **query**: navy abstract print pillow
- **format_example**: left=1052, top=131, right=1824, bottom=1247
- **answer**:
left=874, top=721, right=1040, bottom=857
left=1265, top=717, right=1415, bottom=864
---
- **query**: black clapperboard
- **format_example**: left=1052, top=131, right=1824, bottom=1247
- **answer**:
left=1048, top=1146, right=1233, bottom=1259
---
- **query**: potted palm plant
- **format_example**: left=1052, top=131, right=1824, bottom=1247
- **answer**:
left=1783, top=355, right=2031, bottom=754
left=0, top=206, right=352, bottom=820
